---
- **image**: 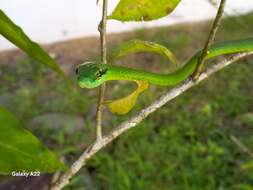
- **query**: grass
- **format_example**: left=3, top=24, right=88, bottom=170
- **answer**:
left=0, top=12, right=253, bottom=190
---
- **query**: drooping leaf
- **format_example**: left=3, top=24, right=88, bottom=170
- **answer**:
left=105, top=81, right=149, bottom=115
left=110, top=39, right=179, bottom=65
left=0, top=10, right=67, bottom=80
left=108, top=0, right=181, bottom=21
left=0, top=106, right=65, bottom=174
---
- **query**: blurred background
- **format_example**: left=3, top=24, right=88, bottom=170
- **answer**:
left=1, top=0, right=253, bottom=50
left=0, top=0, right=253, bottom=189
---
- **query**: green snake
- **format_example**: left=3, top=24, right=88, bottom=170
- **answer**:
left=76, top=38, right=253, bottom=114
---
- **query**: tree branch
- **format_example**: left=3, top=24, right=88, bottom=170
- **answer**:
left=192, top=0, right=227, bottom=79
left=51, top=52, right=253, bottom=190
left=95, top=0, right=108, bottom=140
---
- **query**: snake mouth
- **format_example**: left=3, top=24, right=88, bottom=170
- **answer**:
left=77, top=78, right=97, bottom=89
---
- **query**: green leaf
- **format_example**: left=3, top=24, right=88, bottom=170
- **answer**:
left=110, top=39, right=179, bottom=65
left=0, top=106, right=65, bottom=174
left=108, top=0, right=181, bottom=21
left=105, top=81, right=149, bottom=115
left=0, top=10, right=67, bottom=80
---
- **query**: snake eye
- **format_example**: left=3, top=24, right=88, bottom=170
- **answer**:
left=96, top=68, right=108, bottom=80
left=75, top=67, right=79, bottom=74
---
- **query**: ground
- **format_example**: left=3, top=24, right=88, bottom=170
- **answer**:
left=0, top=12, right=253, bottom=190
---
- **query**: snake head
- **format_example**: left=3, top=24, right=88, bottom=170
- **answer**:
left=76, top=61, right=108, bottom=88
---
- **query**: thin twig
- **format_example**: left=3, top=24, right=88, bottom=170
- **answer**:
left=51, top=52, right=253, bottom=190
left=207, top=0, right=249, bottom=30
left=95, top=0, right=108, bottom=140
left=192, top=0, right=227, bottom=79
left=230, top=134, right=253, bottom=159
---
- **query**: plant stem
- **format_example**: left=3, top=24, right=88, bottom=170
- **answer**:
left=192, top=0, right=227, bottom=79
left=230, top=135, right=253, bottom=159
left=96, top=0, right=108, bottom=140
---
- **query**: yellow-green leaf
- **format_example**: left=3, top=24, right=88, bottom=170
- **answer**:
left=0, top=10, right=67, bottom=80
left=108, top=0, right=181, bottom=22
left=110, top=39, right=179, bottom=65
left=105, top=81, right=149, bottom=115
left=0, top=106, right=66, bottom=174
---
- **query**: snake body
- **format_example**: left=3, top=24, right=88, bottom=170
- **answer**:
left=76, top=38, right=253, bottom=89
